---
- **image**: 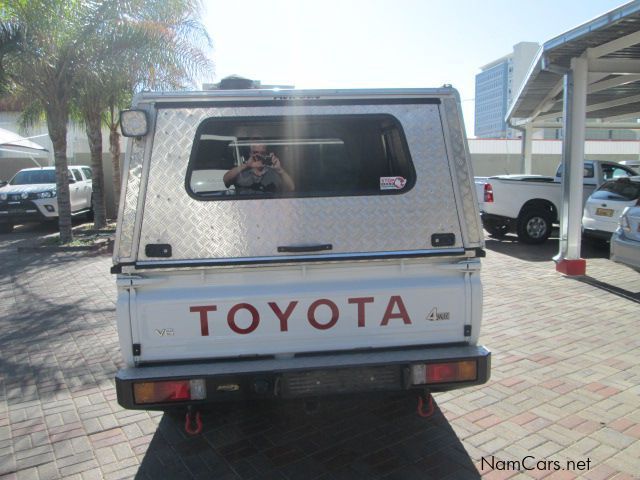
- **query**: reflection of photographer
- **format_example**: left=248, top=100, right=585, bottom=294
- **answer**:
left=223, top=140, right=294, bottom=194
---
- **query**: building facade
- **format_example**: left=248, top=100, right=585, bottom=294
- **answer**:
left=474, top=42, right=540, bottom=138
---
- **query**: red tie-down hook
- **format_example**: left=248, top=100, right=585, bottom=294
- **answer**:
left=417, top=392, right=435, bottom=418
left=185, top=407, right=203, bottom=435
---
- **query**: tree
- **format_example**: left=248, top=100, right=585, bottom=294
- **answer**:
left=0, top=0, right=213, bottom=238
left=75, top=0, right=213, bottom=227
left=0, top=1, right=107, bottom=242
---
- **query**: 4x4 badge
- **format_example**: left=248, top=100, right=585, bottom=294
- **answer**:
left=427, top=308, right=450, bottom=321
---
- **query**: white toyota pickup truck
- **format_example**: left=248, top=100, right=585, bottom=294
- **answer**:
left=476, top=160, right=637, bottom=243
left=111, top=87, right=490, bottom=428
left=0, top=166, right=93, bottom=233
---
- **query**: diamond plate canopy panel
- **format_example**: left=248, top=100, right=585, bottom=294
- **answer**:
left=115, top=137, right=145, bottom=261
left=138, top=104, right=464, bottom=261
left=442, top=98, right=483, bottom=247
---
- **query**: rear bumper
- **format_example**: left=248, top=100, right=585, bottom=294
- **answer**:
left=582, top=227, right=613, bottom=241
left=116, top=345, right=491, bottom=410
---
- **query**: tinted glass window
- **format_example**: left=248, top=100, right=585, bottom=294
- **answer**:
left=71, top=169, right=82, bottom=182
left=81, top=167, right=93, bottom=180
left=10, top=170, right=56, bottom=185
left=593, top=180, right=640, bottom=201
left=555, top=163, right=594, bottom=178
left=602, top=164, right=633, bottom=180
left=186, top=115, right=415, bottom=200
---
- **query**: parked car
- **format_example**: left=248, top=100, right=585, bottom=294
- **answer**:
left=582, top=176, right=640, bottom=241
left=610, top=206, right=640, bottom=272
left=0, top=166, right=93, bottom=233
left=475, top=160, right=637, bottom=244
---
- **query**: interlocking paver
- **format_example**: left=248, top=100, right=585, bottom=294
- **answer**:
left=1, top=226, right=639, bottom=478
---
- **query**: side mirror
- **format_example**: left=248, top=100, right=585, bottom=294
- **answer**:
left=120, top=109, right=149, bottom=137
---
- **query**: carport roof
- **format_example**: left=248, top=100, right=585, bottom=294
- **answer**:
left=507, top=0, right=640, bottom=126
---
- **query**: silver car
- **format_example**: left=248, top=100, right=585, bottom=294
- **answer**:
left=582, top=176, right=640, bottom=241
left=610, top=205, right=640, bottom=272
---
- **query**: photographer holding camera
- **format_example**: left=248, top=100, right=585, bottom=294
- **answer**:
left=223, top=139, right=295, bottom=194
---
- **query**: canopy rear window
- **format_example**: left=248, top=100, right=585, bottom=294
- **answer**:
left=186, top=115, right=415, bottom=200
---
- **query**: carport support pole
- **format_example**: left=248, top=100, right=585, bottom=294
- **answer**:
left=523, top=123, right=533, bottom=174
left=555, top=56, right=587, bottom=276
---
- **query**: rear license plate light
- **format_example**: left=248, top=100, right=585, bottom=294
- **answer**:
left=410, top=360, right=477, bottom=385
left=133, top=379, right=206, bottom=404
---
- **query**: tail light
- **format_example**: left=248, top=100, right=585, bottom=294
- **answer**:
left=133, top=379, right=206, bottom=404
left=484, top=183, right=494, bottom=203
left=410, top=360, right=477, bottom=385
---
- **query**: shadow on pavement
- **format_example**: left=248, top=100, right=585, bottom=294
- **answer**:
left=136, top=394, right=480, bottom=480
left=484, top=229, right=609, bottom=263
left=484, top=229, right=640, bottom=303
left=572, top=276, right=640, bottom=304
left=0, top=226, right=116, bottom=398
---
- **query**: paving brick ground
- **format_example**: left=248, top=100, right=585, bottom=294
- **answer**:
left=0, top=224, right=638, bottom=479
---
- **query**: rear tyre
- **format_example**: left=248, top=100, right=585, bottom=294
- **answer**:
left=516, top=208, right=552, bottom=244
left=0, top=223, right=13, bottom=234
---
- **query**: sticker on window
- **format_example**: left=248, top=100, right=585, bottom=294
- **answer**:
left=380, top=176, right=407, bottom=190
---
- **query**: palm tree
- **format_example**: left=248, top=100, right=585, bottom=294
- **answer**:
left=0, top=2, right=114, bottom=242
left=0, top=0, right=213, bottom=239
left=1, top=6, right=70, bottom=241
left=75, top=0, right=213, bottom=226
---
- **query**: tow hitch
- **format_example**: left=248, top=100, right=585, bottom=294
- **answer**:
left=417, top=391, right=435, bottom=418
left=184, top=406, right=203, bottom=435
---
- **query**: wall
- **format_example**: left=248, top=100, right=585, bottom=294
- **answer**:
left=469, top=138, right=640, bottom=176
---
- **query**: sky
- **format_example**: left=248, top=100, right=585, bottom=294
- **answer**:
left=201, top=0, right=630, bottom=136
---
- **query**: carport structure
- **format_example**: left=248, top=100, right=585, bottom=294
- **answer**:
left=507, top=0, right=640, bottom=275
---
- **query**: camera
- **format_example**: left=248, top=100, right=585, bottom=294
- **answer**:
left=255, top=153, right=273, bottom=166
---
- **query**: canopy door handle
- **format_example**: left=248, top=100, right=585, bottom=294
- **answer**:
left=277, top=244, right=333, bottom=253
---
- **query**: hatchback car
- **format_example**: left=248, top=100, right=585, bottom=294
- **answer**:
left=610, top=206, right=640, bottom=272
left=582, top=176, right=640, bottom=241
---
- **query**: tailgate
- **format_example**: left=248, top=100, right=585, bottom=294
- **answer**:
left=120, top=259, right=481, bottom=364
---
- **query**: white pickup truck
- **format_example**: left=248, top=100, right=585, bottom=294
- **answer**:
left=111, top=87, right=490, bottom=428
left=0, top=166, right=93, bottom=233
left=476, top=160, right=638, bottom=244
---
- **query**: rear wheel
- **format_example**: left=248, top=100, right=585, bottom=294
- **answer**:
left=517, top=208, right=552, bottom=244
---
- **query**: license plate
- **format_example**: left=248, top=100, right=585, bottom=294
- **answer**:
left=595, top=208, right=613, bottom=217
